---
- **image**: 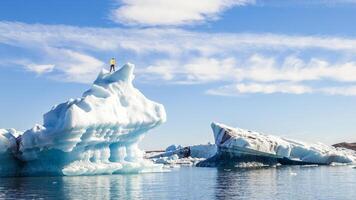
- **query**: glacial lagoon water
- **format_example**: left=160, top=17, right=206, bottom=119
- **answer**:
left=0, top=166, right=355, bottom=200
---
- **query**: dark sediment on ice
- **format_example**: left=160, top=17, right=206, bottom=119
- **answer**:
left=333, top=142, right=356, bottom=151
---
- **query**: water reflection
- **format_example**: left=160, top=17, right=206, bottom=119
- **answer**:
left=215, top=168, right=280, bottom=199
left=0, top=168, right=217, bottom=199
left=214, top=166, right=356, bottom=200
left=62, top=174, right=145, bottom=199
left=0, top=166, right=355, bottom=199
left=0, top=174, right=144, bottom=199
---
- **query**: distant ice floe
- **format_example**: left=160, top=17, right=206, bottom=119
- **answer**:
left=198, top=122, right=356, bottom=167
left=0, top=63, right=166, bottom=176
left=148, top=143, right=217, bottom=167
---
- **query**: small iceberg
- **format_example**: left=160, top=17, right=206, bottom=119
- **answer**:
left=198, top=122, right=356, bottom=167
left=0, top=63, right=166, bottom=176
left=148, top=143, right=217, bottom=167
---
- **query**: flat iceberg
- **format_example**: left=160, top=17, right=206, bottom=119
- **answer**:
left=198, top=122, right=356, bottom=167
left=0, top=63, right=166, bottom=176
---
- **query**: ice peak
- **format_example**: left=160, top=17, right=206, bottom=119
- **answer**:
left=95, top=63, right=135, bottom=85
left=211, top=122, right=220, bottom=129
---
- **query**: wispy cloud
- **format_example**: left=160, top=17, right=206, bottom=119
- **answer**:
left=2, top=21, right=356, bottom=95
left=110, top=0, right=255, bottom=26
left=207, top=83, right=356, bottom=96
left=206, top=82, right=313, bottom=95
left=26, top=64, right=54, bottom=74
left=146, top=55, right=356, bottom=81
left=109, top=0, right=356, bottom=27
left=321, top=85, right=356, bottom=96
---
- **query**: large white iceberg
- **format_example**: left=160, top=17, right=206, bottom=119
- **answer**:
left=198, top=122, right=356, bottom=167
left=0, top=63, right=166, bottom=176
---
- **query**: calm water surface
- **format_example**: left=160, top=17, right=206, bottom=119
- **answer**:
left=0, top=166, right=355, bottom=199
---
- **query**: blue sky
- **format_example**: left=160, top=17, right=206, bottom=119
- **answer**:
left=1, top=0, right=356, bottom=149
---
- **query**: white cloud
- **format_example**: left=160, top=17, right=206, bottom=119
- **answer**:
left=207, top=82, right=313, bottom=95
left=109, top=0, right=356, bottom=27
left=207, top=82, right=356, bottom=96
left=111, top=0, right=255, bottom=26
left=234, top=55, right=356, bottom=83
left=144, top=55, right=356, bottom=84
left=3, top=21, right=356, bottom=95
left=3, top=21, right=356, bottom=57
left=140, top=60, right=177, bottom=81
left=183, top=57, right=237, bottom=82
left=321, top=86, right=356, bottom=96
left=205, top=79, right=356, bottom=96
left=26, top=64, right=54, bottom=74
left=44, top=48, right=105, bottom=83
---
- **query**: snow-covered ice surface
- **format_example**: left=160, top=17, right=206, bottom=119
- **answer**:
left=149, top=143, right=217, bottom=167
left=0, top=63, right=166, bottom=176
left=190, top=144, right=217, bottom=158
left=198, top=122, right=356, bottom=167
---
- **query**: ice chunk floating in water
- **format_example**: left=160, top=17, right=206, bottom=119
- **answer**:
left=0, top=63, right=166, bottom=176
left=198, top=122, right=356, bottom=167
